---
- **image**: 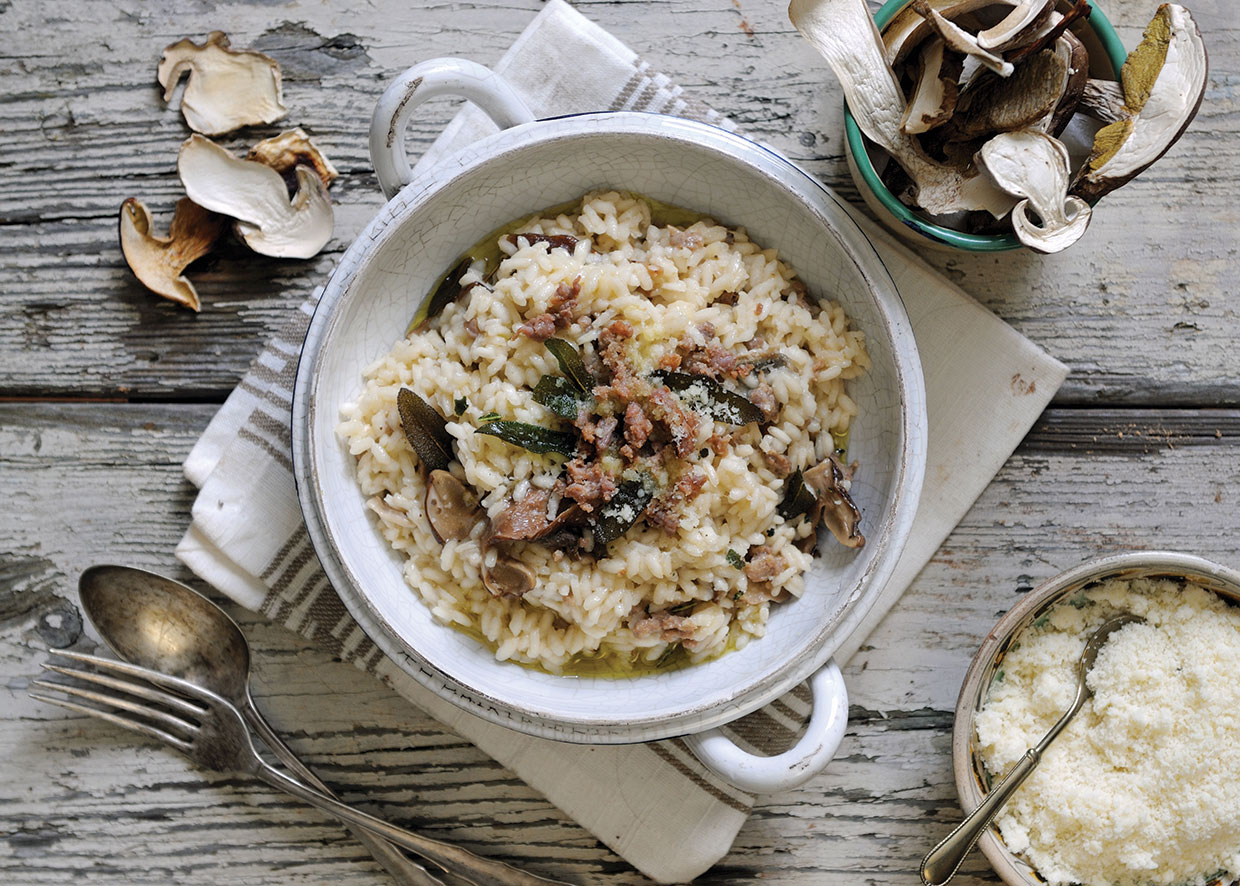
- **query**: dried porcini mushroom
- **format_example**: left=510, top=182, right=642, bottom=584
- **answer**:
left=882, top=0, right=1001, bottom=66
left=482, top=557, right=536, bottom=599
left=1074, top=4, right=1207, bottom=202
left=950, top=36, right=1074, bottom=140
left=979, top=129, right=1091, bottom=253
left=976, top=0, right=1056, bottom=51
left=790, top=0, right=1017, bottom=217
left=177, top=133, right=333, bottom=259
left=158, top=31, right=287, bottom=136
left=118, top=197, right=226, bottom=311
left=901, top=39, right=964, bottom=134
left=247, top=128, right=339, bottom=192
left=424, top=470, right=481, bottom=543
left=1078, top=78, right=1129, bottom=124
left=802, top=455, right=864, bottom=549
left=910, top=0, right=1014, bottom=77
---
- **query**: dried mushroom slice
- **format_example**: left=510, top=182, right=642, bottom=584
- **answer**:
left=910, top=0, right=1014, bottom=77
left=1078, top=78, right=1129, bottom=124
left=950, top=36, right=1075, bottom=140
left=882, top=0, right=1004, bottom=66
left=790, top=0, right=1016, bottom=218
left=1074, top=4, right=1208, bottom=201
left=177, top=134, right=333, bottom=259
left=118, top=197, right=226, bottom=311
left=247, top=128, right=339, bottom=191
left=158, top=31, right=287, bottom=136
left=900, top=39, right=964, bottom=135
left=979, top=129, right=1091, bottom=253
left=976, top=0, right=1056, bottom=51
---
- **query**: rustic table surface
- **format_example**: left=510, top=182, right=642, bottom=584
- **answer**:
left=2, top=0, right=1237, bottom=883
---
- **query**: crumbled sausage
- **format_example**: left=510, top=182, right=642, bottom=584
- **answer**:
left=630, top=610, right=697, bottom=641
left=743, top=545, right=788, bottom=583
left=748, top=383, right=779, bottom=422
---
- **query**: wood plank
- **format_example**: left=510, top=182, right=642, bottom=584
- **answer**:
left=2, top=403, right=1238, bottom=883
left=0, top=1, right=1236, bottom=403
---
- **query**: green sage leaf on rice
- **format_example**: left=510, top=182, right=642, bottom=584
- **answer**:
left=533, top=374, right=590, bottom=420
left=475, top=420, right=578, bottom=455
left=726, top=549, right=745, bottom=569
left=408, top=255, right=475, bottom=333
left=591, top=473, right=656, bottom=547
left=397, top=387, right=454, bottom=473
left=777, top=469, right=817, bottom=520
left=653, top=371, right=764, bottom=425
left=544, top=338, right=595, bottom=395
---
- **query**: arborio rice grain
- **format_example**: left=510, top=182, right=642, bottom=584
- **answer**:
left=338, top=191, right=869, bottom=672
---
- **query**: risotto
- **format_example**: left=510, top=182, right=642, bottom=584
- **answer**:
left=338, top=191, right=870, bottom=673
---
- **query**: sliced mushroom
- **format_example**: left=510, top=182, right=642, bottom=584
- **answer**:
left=1078, top=78, right=1129, bottom=124
left=1045, top=31, right=1090, bottom=136
left=883, top=0, right=1011, bottom=66
left=901, top=39, right=964, bottom=135
left=910, top=0, right=1014, bottom=78
left=802, top=455, right=865, bottom=549
left=158, top=32, right=286, bottom=136
left=1074, top=4, right=1207, bottom=202
left=424, top=469, right=481, bottom=543
left=977, top=0, right=1056, bottom=51
left=978, top=129, right=1091, bottom=253
left=118, top=197, right=226, bottom=311
left=482, top=556, right=536, bottom=598
left=247, top=128, right=339, bottom=192
left=177, top=133, right=333, bottom=259
left=1005, top=0, right=1090, bottom=65
left=790, top=0, right=1017, bottom=217
left=949, top=36, right=1074, bottom=140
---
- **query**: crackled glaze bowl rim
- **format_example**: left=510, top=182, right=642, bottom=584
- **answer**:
left=951, top=551, right=1240, bottom=884
left=293, top=111, right=927, bottom=743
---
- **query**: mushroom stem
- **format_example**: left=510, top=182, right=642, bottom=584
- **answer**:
left=790, top=0, right=1017, bottom=217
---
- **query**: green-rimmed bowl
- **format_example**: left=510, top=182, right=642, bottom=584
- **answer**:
left=844, top=0, right=1129, bottom=252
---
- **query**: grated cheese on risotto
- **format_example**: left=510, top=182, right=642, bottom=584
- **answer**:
left=337, top=191, right=869, bottom=673
left=975, top=576, right=1240, bottom=886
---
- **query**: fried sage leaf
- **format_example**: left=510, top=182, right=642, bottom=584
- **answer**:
left=475, top=420, right=577, bottom=456
left=654, top=371, right=764, bottom=425
left=533, top=374, right=589, bottom=420
left=408, top=255, right=476, bottom=333
left=591, top=474, right=656, bottom=547
left=544, top=338, right=595, bottom=395
left=397, top=387, right=454, bottom=473
left=777, top=469, right=818, bottom=520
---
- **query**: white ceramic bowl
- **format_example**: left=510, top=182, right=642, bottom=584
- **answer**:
left=292, top=60, right=927, bottom=789
left=951, top=551, right=1240, bottom=884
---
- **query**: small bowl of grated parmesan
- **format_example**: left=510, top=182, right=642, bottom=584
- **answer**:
left=952, top=551, right=1240, bottom=886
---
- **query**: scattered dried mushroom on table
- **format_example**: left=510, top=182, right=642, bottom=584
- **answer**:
left=120, top=35, right=336, bottom=310
left=790, top=0, right=1208, bottom=253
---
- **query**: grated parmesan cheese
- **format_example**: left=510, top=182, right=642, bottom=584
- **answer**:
left=975, top=577, right=1240, bottom=886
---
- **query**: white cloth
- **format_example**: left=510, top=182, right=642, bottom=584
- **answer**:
left=177, top=2, right=1067, bottom=881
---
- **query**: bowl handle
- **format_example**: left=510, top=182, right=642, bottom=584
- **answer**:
left=682, top=659, right=848, bottom=794
left=368, top=58, right=536, bottom=199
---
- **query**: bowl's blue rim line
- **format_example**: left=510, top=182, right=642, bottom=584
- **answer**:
left=843, top=0, right=1130, bottom=252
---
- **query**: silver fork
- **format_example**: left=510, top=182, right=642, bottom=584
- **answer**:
left=30, top=650, right=570, bottom=886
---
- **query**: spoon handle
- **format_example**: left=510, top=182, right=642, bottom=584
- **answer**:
left=920, top=748, right=1040, bottom=886
left=243, top=702, right=447, bottom=886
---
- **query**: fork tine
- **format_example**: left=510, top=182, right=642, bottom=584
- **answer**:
left=31, top=678, right=199, bottom=738
left=50, top=649, right=211, bottom=703
left=42, top=663, right=206, bottom=718
left=30, top=691, right=194, bottom=752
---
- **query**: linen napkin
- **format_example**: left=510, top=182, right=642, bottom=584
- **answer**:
left=176, top=2, right=1068, bottom=881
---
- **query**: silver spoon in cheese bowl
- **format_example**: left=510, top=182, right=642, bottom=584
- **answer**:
left=920, top=613, right=1146, bottom=886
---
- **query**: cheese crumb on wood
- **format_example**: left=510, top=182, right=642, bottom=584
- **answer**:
left=975, top=577, right=1240, bottom=886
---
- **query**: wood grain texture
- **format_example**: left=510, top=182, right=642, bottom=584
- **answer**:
left=0, top=0, right=1235, bottom=402
left=2, top=404, right=1237, bottom=883
left=2, top=0, right=1238, bottom=882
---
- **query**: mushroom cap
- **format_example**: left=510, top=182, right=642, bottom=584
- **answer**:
left=425, top=469, right=481, bottom=543
left=979, top=129, right=1092, bottom=253
left=482, top=557, right=537, bottom=599
left=248, top=128, right=339, bottom=191
left=118, top=196, right=225, bottom=311
left=1075, top=4, right=1208, bottom=201
left=158, top=31, right=287, bottom=136
left=177, top=133, right=333, bottom=259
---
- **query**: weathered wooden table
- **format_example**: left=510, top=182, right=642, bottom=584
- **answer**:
left=2, top=0, right=1236, bottom=882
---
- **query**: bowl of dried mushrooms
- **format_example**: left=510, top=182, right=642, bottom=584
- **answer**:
left=790, top=0, right=1208, bottom=254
